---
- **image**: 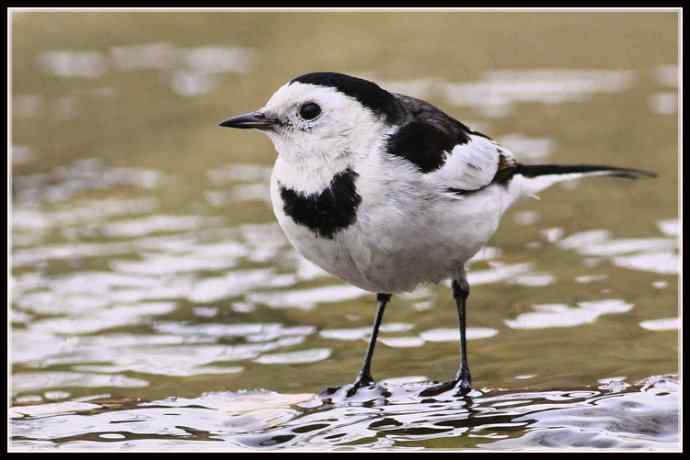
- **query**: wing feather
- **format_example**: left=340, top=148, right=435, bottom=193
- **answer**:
left=391, top=93, right=517, bottom=193
left=426, top=135, right=516, bottom=193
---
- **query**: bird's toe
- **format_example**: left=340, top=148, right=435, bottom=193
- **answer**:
left=419, top=378, right=472, bottom=398
left=319, top=378, right=389, bottom=402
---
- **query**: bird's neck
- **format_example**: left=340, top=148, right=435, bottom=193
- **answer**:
left=273, top=153, right=353, bottom=196
left=269, top=123, right=394, bottom=195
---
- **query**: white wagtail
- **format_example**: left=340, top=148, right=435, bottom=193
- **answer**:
left=219, top=72, right=655, bottom=397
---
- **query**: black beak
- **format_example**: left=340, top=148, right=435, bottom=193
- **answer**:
left=218, top=111, right=274, bottom=130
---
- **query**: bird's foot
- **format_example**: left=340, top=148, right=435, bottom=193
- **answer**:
left=346, top=374, right=375, bottom=397
left=319, top=374, right=389, bottom=401
left=419, top=371, right=472, bottom=398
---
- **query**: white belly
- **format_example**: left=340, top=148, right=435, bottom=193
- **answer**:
left=270, top=163, right=509, bottom=293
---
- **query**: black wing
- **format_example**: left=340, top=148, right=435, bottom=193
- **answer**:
left=386, top=94, right=514, bottom=191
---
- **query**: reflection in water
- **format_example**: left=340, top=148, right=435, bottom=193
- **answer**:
left=639, top=318, right=679, bottom=331
left=442, top=69, right=635, bottom=118
left=14, top=95, right=43, bottom=119
left=649, top=93, right=677, bottom=115
left=10, top=375, right=678, bottom=450
left=13, top=158, right=164, bottom=207
left=654, top=65, right=678, bottom=87
left=38, top=44, right=254, bottom=96
left=255, top=348, right=332, bottom=365
left=504, top=299, right=633, bottom=330
left=12, top=145, right=34, bottom=164
left=248, top=285, right=368, bottom=311
left=613, top=251, right=678, bottom=275
left=657, top=219, right=679, bottom=237
left=376, top=69, right=636, bottom=119
left=557, top=227, right=679, bottom=276
left=38, top=50, right=108, bottom=78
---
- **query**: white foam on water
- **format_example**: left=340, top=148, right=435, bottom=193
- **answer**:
left=575, top=238, right=675, bottom=257
left=43, top=391, right=70, bottom=401
left=541, top=227, right=564, bottom=243
left=557, top=228, right=679, bottom=275
left=379, top=77, right=436, bottom=99
left=247, top=284, right=368, bottom=310
left=182, top=46, right=254, bottom=75
left=380, top=336, right=426, bottom=348
left=12, top=372, right=149, bottom=394
left=207, top=164, right=273, bottom=185
left=103, top=215, right=205, bottom=238
left=512, top=210, right=540, bottom=226
left=442, top=69, right=635, bottom=118
left=511, top=273, right=555, bottom=287
left=655, top=65, right=678, bottom=87
left=192, top=306, right=218, bottom=318
left=10, top=401, right=101, bottom=419
left=319, top=327, right=371, bottom=341
left=505, top=299, right=633, bottom=329
left=171, top=70, right=218, bottom=97
left=467, top=246, right=502, bottom=265
left=31, top=302, right=176, bottom=335
left=14, top=94, right=42, bottom=118
left=649, top=92, right=677, bottom=115
left=9, top=375, right=678, bottom=449
left=657, top=218, right=679, bottom=237
left=380, top=323, right=414, bottom=333
left=62, top=340, right=277, bottom=377
left=639, top=318, right=679, bottom=331
left=575, top=274, right=608, bottom=284
left=613, top=251, right=678, bottom=275
left=12, top=145, right=34, bottom=165
left=38, top=50, right=108, bottom=78
left=254, top=348, right=331, bottom=365
left=466, top=263, right=532, bottom=286
left=41, top=43, right=255, bottom=97
left=558, top=229, right=611, bottom=250
left=188, top=269, right=295, bottom=304
left=110, top=42, right=178, bottom=70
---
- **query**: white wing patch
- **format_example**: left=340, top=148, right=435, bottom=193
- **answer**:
left=426, top=134, right=513, bottom=192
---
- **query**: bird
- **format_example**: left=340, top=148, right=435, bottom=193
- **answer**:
left=219, top=71, right=655, bottom=397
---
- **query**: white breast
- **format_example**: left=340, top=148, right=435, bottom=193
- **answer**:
left=270, top=154, right=511, bottom=294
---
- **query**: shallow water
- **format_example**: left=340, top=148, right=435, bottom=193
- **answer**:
left=10, top=11, right=679, bottom=451
left=10, top=375, right=680, bottom=450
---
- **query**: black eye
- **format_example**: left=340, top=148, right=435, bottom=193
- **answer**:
left=299, top=102, right=321, bottom=120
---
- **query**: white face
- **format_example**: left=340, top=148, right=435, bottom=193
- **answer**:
left=258, top=82, right=388, bottom=169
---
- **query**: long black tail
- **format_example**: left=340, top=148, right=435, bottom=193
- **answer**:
left=514, top=163, right=657, bottom=180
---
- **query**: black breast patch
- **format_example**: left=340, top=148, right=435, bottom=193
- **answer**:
left=279, top=168, right=361, bottom=239
left=386, top=121, right=470, bottom=173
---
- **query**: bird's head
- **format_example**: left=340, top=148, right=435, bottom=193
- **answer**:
left=220, top=72, right=404, bottom=168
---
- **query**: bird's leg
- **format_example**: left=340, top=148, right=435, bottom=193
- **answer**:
left=453, top=276, right=472, bottom=394
left=347, top=293, right=391, bottom=395
left=420, top=272, right=472, bottom=397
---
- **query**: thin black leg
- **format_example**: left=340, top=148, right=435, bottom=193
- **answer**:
left=420, top=273, right=472, bottom=397
left=452, top=278, right=472, bottom=393
left=351, top=293, right=391, bottom=391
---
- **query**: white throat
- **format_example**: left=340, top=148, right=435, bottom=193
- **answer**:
left=268, top=116, right=393, bottom=195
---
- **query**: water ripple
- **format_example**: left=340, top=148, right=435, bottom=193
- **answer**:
left=10, top=375, right=678, bottom=450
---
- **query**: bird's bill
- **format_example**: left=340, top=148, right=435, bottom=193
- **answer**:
left=218, top=111, right=274, bottom=130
